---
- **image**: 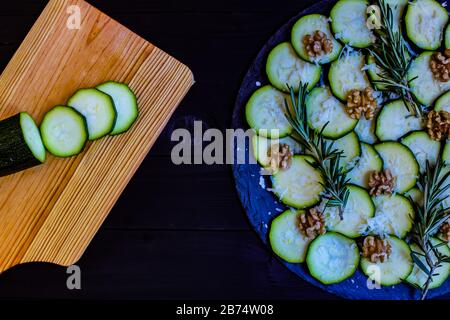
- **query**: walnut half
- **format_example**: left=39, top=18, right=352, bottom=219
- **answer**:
left=430, top=50, right=450, bottom=82
left=362, top=236, right=392, bottom=263
left=346, top=88, right=377, bottom=120
left=440, top=218, right=450, bottom=242
left=303, top=30, right=333, bottom=58
left=268, top=143, right=293, bottom=174
left=426, top=110, right=450, bottom=141
left=368, top=169, right=396, bottom=196
left=297, top=207, right=326, bottom=239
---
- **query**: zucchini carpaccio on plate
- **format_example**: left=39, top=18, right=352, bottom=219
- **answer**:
left=245, top=0, right=450, bottom=297
left=0, top=81, right=138, bottom=176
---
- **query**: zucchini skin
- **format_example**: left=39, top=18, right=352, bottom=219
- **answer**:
left=445, top=23, right=450, bottom=50
left=0, top=113, right=42, bottom=177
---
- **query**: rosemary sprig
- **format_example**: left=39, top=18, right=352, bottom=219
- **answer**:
left=409, top=159, right=450, bottom=299
left=284, top=82, right=350, bottom=218
left=369, top=0, right=423, bottom=117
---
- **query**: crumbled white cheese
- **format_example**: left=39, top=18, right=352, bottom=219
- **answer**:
left=259, top=176, right=266, bottom=189
left=334, top=51, right=369, bottom=96
left=273, top=45, right=320, bottom=88
left=361, top=63, right=376, bottom=72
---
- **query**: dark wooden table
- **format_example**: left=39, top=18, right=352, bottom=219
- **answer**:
left=0, top=0, right=444, bottom=301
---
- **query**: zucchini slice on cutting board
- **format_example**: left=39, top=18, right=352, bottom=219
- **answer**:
left=405, top=0, right=448, bottom=50
left=375, top=100, right=423, bottom=141
left=347, top=142, right=383, bottom=189
left=406, top=238, right=450, bottom=290
left=324, top=184, right=375, bottom=238
left=330, top=0, right=375, bottom=48
left=245, top=86, right=292, bottom=138
left=68, top=88, right=117, bottom=140
left=40, top=106, right=88, bottom=158
left=269, top=210, right=313, bottom=263
left=0, top=112, right=46, bottom=177
left=360, top=236, right=413, bottom=286
left=266, top=42, right=321, bottom=92
left=306, top=232, right=360, bottom=284
left=97, top=81, right=139, bottom=136
left=408, top=52, right=450, bottom=106
left=401, top=131, right=441, bottom=172
left=374, top=141, right=419, bottom=194
left=271, top=155, right=324, bottom=209
left=291, top=14, right=342, bottom=64
left=328, top=50, right=372, bottom=101
left=306, top=86, right=358, bottom=139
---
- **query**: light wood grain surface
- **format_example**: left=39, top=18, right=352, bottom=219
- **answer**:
left=0, top=0, right=194, bottom=272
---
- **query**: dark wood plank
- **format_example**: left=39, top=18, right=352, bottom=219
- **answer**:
left=0, top=230, right=337, bottom=299
left=104, top=157, right=249, bottom=230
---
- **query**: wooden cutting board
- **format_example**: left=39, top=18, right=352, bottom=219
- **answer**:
left=0, top=0, right=194, bottom=273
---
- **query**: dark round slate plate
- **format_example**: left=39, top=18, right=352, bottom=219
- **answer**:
left=231, top=0, right=450, bottom=300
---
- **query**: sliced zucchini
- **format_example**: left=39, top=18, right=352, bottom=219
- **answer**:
left=306, top=232, right=359, bottom=284
left=245, top=86, right=292, bottom=138
left=96, top=81, right=139, bottom=135
left=347, top=142, right=383, bottom=189
left=328, top=131, right=361, bottom=171
left=0, top=113, right=46, bottom=177
left=401, top=131, right=441, bottom=172
left=67, top=88, right=117, bottom=140
left=374, top=142, right=419, bottom=193
left=291, top=14, right=342, bottom=64
left=443, top=140, right=450, bottom=164
left=266, top=42, right=321, bottom=92
left=405, top=0, right=448, bottom=50
left=408, top=52, right=450, bottom=106
left=40, top=106, right=88, bottom=158
left=434, top=90, right=450, bottom=113
left=252, top=135, right=301, bottom=167
left=366, top=55, right=387, bottom=91
left=269, top=210, right=313, bottom=263
left=324, top=184, right=375, bottom=238
left=328, top=51, right=372, bottom=101
left=375, top=100, right=423, bottom=141
left=360, top=236, right=413, bottom=286
left=406, top=238, right=450, bottom=290
left=306, top=87, right=358, bottom=139
left=354, top=111, right=379, bottom=144
left=330, top=0, right=375, bottom=48
left=405, top=187, right=424, bottom=206
left=368, top=194, right=415, bottom=238
left=271, top=155, right=324, bottom=209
